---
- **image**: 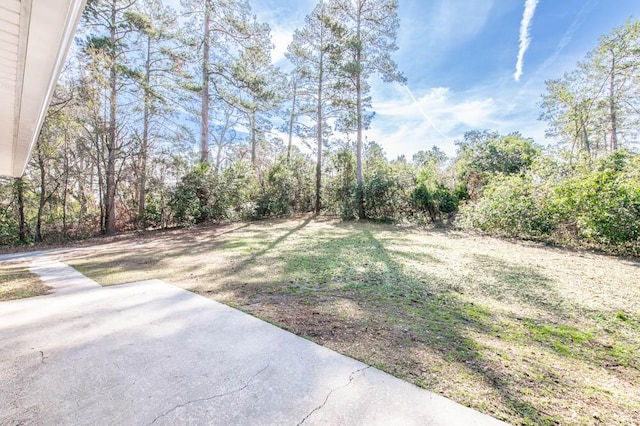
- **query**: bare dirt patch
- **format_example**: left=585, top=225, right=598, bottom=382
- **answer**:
left=64, top=216, right=640, bottom=425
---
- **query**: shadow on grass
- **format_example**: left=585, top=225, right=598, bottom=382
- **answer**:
left=210, top=221, right=559, bottom=424
left=217, top=215, right=315, bottom=279
left=470, top=254, right=564, bottom=316
left=70, top=249, right=164, bottom=283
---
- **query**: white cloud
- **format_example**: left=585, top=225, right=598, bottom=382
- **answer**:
left=366, top=82, right=549, bottom=160
left=514, top=0, right=539, bottom=81
left=368, top=84, right=499, bottom=158
left=276, top=81, right=550, bottom=162
left=374, top=85, right=499, bottom=132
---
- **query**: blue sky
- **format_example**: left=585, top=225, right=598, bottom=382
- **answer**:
left=248, top=0, right=640, bottom=159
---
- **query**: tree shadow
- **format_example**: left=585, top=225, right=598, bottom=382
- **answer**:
left=469, top=253, right=565, bottom=316
left=214, top=215, right=315, bottom=282
left=207, top=222, right=559, bottom=423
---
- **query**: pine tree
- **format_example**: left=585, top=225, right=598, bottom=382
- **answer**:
left=287, top=1, right=348, bottom=213
left=328, top=0, right=405, bottom=218
left=180, top=0, right=256, bottom=164
left=82, top=0, right=138, bottom=234
left=126, top=0, right=180, bottom=228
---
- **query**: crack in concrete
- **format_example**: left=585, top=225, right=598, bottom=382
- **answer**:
left=39, top=351, right=47, bottom=364
left=148, top=361, right=271, bottom=425
left=297, top=366, right=371, bottom=425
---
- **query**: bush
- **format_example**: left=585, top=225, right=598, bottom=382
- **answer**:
left=454, top=130, right=542, bottom=199
left=457, top=174, right=553, bottom=238
left=410, top=183, right=458, bottom=223
left=254, top=157, right=314, bottom=218
left=255, top=161, right=295, bottom=217
left=363, top=166, right=401, bottom=221
left=142, top=196, right=164, bottom=229
left=217, top=161, right=260, bottom=220
left=324, top=148, right=358, bottom=220
left=170, top=163, right=216, bottom=226
left=458, top=151, right=640, bottom=255
left=0, top=215, right=19, bottom=246
left=361, top=143, right=414, bottom=221
left=170, top=161, right=260, bottom=226
left=547, top=151, right=640, bottom=246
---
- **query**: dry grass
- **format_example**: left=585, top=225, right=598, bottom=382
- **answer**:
left=65, top=216, right=640, bottom=425
left=0, top=262, right=50, bottom=301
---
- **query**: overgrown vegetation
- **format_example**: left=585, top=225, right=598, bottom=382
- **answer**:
left=459, top=150, right=640, bottom=255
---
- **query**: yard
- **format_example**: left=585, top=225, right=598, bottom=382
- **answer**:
left=61, top=216, right=640, bottom=425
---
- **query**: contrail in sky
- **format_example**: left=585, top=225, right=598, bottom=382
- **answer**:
left=514, top=0, right=539, bottom=81
left=401, top=84, right=448, bottom=138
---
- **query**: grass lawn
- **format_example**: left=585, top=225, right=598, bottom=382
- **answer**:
left=0, top=262, right=50, bottom=301
left=65, top=216, right=640, bottom=425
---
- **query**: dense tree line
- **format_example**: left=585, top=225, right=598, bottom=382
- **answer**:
left=0, top=5, right=638, bottom=255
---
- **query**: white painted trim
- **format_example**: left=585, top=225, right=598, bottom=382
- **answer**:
left=12, top=0, right=32, bottom=176
left=12, top=0, right=88, bottom=177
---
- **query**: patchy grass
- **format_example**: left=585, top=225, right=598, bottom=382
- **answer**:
left=0, top=262, right=50, bottom=301
left=65, top=216, right=640, bottom=425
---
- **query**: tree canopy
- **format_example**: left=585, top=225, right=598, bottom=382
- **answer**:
left=0, top=6, right=638, bottom=256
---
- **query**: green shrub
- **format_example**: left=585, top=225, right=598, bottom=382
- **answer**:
left=410, top=183, right=458, bottom=223
left=361, top=143, right=414, bottom=221
left=363, top=166, right=399, bottom=220
left=254, top=157, right=313, bottom=218
left=216, top=161, right=260, bottom=220
left=324, top=148, right=358, bottom=220
left=453, top=131, right=542, bottom=199
left=171, top=161, right=265, bottom=225
left=142, top=196, right=164, bottom=228
left=458, top=150, right=640, bottom=254
left=458, top=174, right=554, bottom=238
left=170, top=163, right=216, bottom=226
left=548, top=151, right=640, bottom=246
left=0, top=215, right=19, bottom=246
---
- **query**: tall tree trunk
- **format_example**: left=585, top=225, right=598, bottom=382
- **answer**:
left=287, top=80, right=297, bottom=161
left=104, top=0, right=118, bottom=235
left=62, top=133, right=69, bottom=241
left=96, top=135, right=105, bottom=234
left=200, top=1, right=211, bottom=163
left=250, top=110, right=257, bottom=168
left=609, top=53, right=618, bottom=151
left=35, top=141, right=45, bottom=242
left=355, top=11, right=365, bottom=219
left=315, top=53, right=323, bottom=214
left=15, top=177, right=27, bottom=243
left=138, top=34, right=151, bottom=229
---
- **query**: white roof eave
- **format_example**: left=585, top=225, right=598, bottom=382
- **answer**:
left=0, top=0, right=87, bottom=178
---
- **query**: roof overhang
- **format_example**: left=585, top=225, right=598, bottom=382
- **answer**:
left=0, top=0, right=87, bottom=178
